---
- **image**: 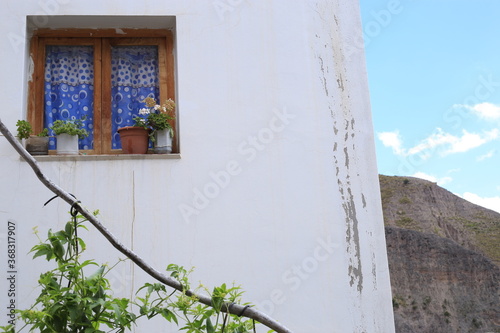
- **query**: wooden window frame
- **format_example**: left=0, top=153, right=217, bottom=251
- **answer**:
left=28, top=29, right=176, bottom=155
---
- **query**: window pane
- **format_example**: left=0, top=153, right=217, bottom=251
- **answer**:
left=44, top=45, right=94, bottom=150
left=111, top=45, right=160, bottom=149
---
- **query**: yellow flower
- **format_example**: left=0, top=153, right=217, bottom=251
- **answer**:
left=143, top=97, right=157, bottom=108
left=162, top=98, right=176, bottom=113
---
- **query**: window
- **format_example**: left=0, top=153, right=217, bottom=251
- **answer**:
left=28, top=29, right=176, bottom=154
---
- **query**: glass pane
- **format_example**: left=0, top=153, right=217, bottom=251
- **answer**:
left=111, top=45, right=159, bottom=149
left=44, top=45, right=94, bottom=150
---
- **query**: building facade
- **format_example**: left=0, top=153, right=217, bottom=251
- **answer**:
left=0, top=0, right=395, bottom=331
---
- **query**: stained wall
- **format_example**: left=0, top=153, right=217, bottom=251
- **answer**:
left=0, top=1, right=395, bottom=331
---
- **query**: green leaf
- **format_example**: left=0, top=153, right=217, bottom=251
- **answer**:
left=87, top=266, right=105, bottom=282
left=111, top=302, right=122, bottom=322
left=79, top=259, right=99, bottom=269
left=78, top=237, right=87, bottom=251
left=90, top=298, right=104, bottom=314
left=158, top=308, right=178, bottom=324
left=65, top=221, right=74, bottom=237
left=136, top=282, right=152, bottom=295
left=32, top=244, right=53, bottom=260
left=48, top=233, right=65, bottom=259
left=0, top=324, right=15, bottom=333
left=211, top=286, right=226, bottom=312
left=139, top=304, right=149, bottom=316
left=206, top=317, right=215, bottom=333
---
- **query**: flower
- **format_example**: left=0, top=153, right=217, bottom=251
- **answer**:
left=162, top=99, right=176, bottom=114
left=143, top=97, right=157, bottom=108
left=135, top=118, right=146, bottom=125
left=130, top=97, right=176, bottom=140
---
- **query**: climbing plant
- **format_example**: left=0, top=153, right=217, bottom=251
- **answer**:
left=0, top=211, right=261, bottom=333
left=0, top=118, right=292, bottom=333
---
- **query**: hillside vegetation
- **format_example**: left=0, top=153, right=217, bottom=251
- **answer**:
left=379, top=175, right=500, bottom=333
left=380, top=175, right=500, bottom=265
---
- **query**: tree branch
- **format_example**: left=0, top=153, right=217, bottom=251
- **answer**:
left=0, top=118, right=292, bottom=333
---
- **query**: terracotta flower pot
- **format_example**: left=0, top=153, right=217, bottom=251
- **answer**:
left=117, top=126, right=150, bottom=154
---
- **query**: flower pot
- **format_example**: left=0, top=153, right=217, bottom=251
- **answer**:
left=117, top=126, right=150, bottom=154
left=153, top=129, right=173, bottom=154
left=56, top=134, right=79, bottom=155
left=26, top=136, right=49, bottom=155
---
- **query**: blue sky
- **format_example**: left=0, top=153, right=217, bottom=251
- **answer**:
left=359, top=0, right=500, bottom=213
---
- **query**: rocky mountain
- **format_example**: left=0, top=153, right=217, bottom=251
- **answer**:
left=379, top=175, right=500, bottom=333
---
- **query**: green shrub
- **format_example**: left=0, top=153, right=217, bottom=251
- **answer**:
left=399, top=196, right=412, bottom=204
left=50, top=119, right=89, bottom=139
left=0, top=213, right=257, bottom=333
left=16, top=120, right=32, bottom=140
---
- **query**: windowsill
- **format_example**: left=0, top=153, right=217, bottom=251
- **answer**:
left=22, top=153, right=181, bottom=162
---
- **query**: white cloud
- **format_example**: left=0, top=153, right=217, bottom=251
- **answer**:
left=462, top=192, right=500, bottom=214
left=471, top=102, right=500, bottom=120
left=443, top=129, right=499, bottom=154
left=477, top=150, right=495, bottom=161
left=406, top=128, right=455, bottom=156
left=412, top=172, right=452, bottom=186
left=378, top=128, right=499, bottom=157
left=377, top=130, right=404, bottom=155
left=454, top=102, right=500, bottom=121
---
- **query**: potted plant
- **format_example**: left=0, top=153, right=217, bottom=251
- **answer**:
left=142, top=97, right=176, bottom=154
left=117, top=116, right=151, bottom=154
left=26, top=128, right=50, bottom=155
left=16, top=120, right=50, bottom=155
left=50, top=118, right=89, bottom=155
left=117, top=97, right=176, bottom=154
left=16, top=120, right=31, bottom=143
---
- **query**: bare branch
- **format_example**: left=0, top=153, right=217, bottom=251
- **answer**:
left=0, top=118, right=293, bottom=333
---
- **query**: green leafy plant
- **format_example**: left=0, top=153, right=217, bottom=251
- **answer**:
left=16, top=120, right=49, bottom=140
left=3, top=213, right=137, bottom=333
left=2, top=212, right=265, bottom=333
left=37, top=128, right=49, bottom=137
left=50, top=118, right=89, bottom=139
left=16, top=120, right=32, bottom=140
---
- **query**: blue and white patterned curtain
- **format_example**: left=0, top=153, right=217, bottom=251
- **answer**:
left=44, top=45, right=160, bottom=151
left=111, top=46, right=159, bottom=149
left=44, top=46, right=94, bottom=150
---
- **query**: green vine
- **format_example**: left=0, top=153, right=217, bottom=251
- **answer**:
left=0, top=212, right=266, bottom=333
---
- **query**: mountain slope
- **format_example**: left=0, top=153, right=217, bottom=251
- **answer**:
left=379, top=175, right=500, bottom=333
left=380, top=175, right=500, bottom=265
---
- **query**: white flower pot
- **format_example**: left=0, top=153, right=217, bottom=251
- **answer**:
left=56, top=134, right=79, bottom=155
left=154, top=129, right=173, bottom=154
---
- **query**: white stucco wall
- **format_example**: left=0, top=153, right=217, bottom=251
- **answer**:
left=0, top=0, right=395, bottom=332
